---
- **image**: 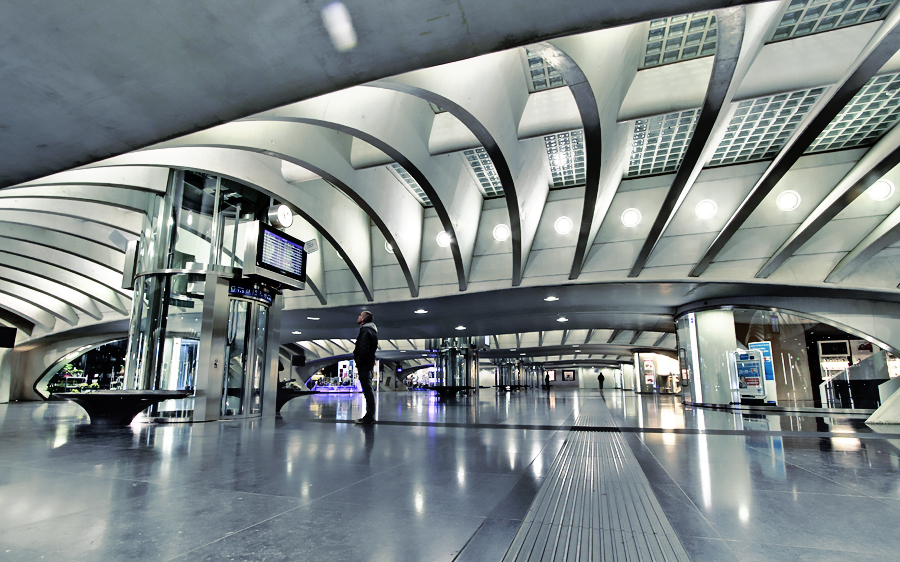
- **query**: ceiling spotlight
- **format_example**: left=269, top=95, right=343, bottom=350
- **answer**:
left=557, top=317, right=568, bottom=322
left=414, top=309, right=427, bottom=314
left=455, top=325, right=466, bottom=330
left=868, top=179, right=895, bottom=201
left=776, top=190, right=801, bottom=211
left=307, top=317, right=320, bottom=321
left=544, top=296, right=559, bottom=302
left=695, top=199, right=718, bottom=219
left=554, top=216, right=573, bottom=235
left=510, top=348, right=517, bottom=351
left=621, top=208, right=642, bottom=228
left=385, top=241, right=394, bottom=254
left=292, top=331, right=302, bottom=335
left=520, top=353, right=526, bottom=356
left=492, top=224, right=511, bottom=242
left=436, top=231, right=452, bottom=247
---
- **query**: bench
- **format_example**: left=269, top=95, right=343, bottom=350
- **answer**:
left=428, top=385, right=476, bottom=399
left=55, top=390, right=193, bottom=426
left=276, top=389, right=318, bottom=412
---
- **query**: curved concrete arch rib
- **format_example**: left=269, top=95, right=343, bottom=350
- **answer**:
left=758, top=125, right=900, bottom=279
left=15, top=165, right=169, bottom=193
left=0, top=222, right=125, bottom=271
left=372, top=49, right=548, bottom=286
left=546, top=24, right=645, bottom=279
left=826, top=202, right=900, bottom=284
left=0, top=282, right=74, bottom=328
left=0, top=249, right=128, bottom=315
left=0, top=294, right=56, bottom=332
left=628, top=7, right=746, bottom=277
left=0, top=199, right=142, bottom=235
left=0, top=209, right=133, bottom=252
left=525, top=42, right=601, bottom=280
left=0, top=267, right=101, bottom=320
left=0, top=183, right=155, bottom=214
left=691, top=16, right=900, bottom=277
left=90, top=145, right=388, bottom=301
left=245, top=87, right=485, bottom=292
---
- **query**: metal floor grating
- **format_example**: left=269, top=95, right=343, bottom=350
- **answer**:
left=502, top=407, right=690, bottom=561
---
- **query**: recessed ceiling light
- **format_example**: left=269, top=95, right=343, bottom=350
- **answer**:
left=455, top=325, right=466, bottom=330
left=554, top=216, right=573, bottom=235
left=695, top=199, right=717, bottom=219
left=400, top=350, right=406, bottom=352
left=493, top=224, right=511, bottom=242
left=292, top=331, right=302, bottom=335
left=621, top=208, right=642, bottom=227
left=545, top=296, right=559, bottom=302
left=414, top=309, right=427, bottom=314
left=307, top=317, right=320, bottom=320
left=385, top=241, right=394, bottom=254
left=520, top=353, right=526, bottom=356
left=572, top=344, right=578, bottom=347
left=868, top=179, right=895, bottom=201
left=776, top=190, right=801, bottom=211
left=557, top=317, right=568, bottom=322
left=436, top=231, right=452, bottom=247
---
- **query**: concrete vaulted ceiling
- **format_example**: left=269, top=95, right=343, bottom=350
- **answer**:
left=8, top=0, right=900, bottom=365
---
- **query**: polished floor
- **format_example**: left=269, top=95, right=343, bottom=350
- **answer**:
left=1, top=388, right=899, bottom=561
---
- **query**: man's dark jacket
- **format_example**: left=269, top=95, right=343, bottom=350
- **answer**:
left=353, top=322, right=378, bottom=371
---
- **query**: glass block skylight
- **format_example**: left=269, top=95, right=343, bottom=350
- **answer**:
left=807, top=73, right=900, bottom=153
left=642, top=12, right=717, bottom=68
left=770, top=0, right=895, bottom=42
left=708, top=88, right=825, bottom=167
left=545, top=130, right=586, bottom=188
left=388, top=163, right=432, bottom=206
left=523, top=48, right=566, bottom=92
left=626, top=110, right=699, bottom=178
left=463, top=148, right=505, bottom=197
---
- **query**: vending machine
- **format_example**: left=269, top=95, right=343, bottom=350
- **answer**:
left=729, top=349, right=774, bottom=404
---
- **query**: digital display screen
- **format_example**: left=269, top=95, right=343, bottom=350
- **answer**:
left=257, top=223, right=306, bottom=284
left=819, top=341, right=849, bottom=356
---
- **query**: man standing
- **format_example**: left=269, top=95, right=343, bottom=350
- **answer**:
left=597, top=372, right=605, bottom=391
left=353, top=310, right=378, bottom=424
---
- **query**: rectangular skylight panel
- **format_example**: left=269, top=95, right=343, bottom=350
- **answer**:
left=807, top=72, right=900, bottom=153
left=522, top=48, right=567, bottom=93
left=709, top=87, right=824, bottom=166
left=626, top=109, right=699, bottom=177
left=770, top=0, right=896, bottom=42
left=388, top=163, right=432, bottom=206
left=544, top=130, right=586, bottom=188
left=641, top=12, right=717, bottom=68
left=463, top=148, right=505, bottom=196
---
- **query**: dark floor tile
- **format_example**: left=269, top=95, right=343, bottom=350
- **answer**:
left=454, top=518, right=522, bottom=562
left=678, top=537, right=740, bottom=562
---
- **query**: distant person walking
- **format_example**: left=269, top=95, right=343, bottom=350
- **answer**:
left=354, top=310, right=378, bottom=424
left=544, top=372, right=551, bottom=391
left=597, top=372, right=605, bottom=391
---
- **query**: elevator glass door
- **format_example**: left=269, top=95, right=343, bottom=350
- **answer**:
left=222, top=298, right=269, bottom=418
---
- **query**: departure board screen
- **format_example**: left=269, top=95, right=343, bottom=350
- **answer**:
left=258, top=225, right=306, bottom=283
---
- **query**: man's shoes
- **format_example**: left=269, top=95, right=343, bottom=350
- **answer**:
left=356, top=417, right=375, bottom=424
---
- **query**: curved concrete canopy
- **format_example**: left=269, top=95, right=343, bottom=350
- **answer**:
left=8, top=0, right=900, bottom=370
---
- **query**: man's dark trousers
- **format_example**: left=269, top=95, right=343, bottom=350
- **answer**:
left=359, top=367, right=375, bottom=421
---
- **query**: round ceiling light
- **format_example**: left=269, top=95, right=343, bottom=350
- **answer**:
left=384, top=241, right=394, bottom=254
left=436, top=231, right=452, bottom=247
left=868, top=179, right=895, bottom=201
left=554, top=216, right=573, bottom=235
left=267, top=204, right=294, bottom=228
left=621, top=208, right=642, bottom=228
left=455, top=325, right=466, bottom=330
left=776, top=190, right=801, bottom=211
left=557, top=316, right=568, bottom=322
left=493, top=224, right=511, bottom=242
left=695, top=199, right=718, bottom=219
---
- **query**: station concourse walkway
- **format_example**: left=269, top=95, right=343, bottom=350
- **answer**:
left=1, top=388, right=900, bottom=561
